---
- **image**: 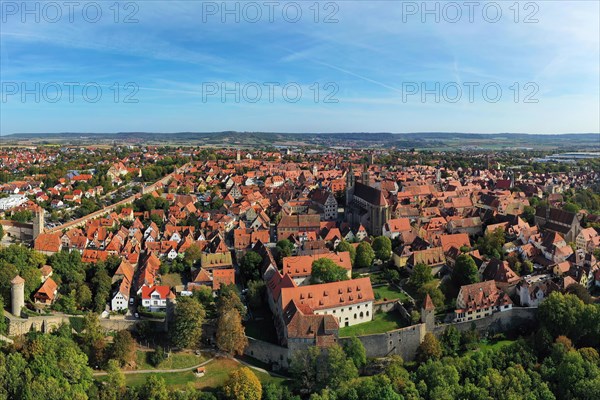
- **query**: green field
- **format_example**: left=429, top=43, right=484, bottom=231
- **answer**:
left=101, top=357, right=288, bottom=389
left=135, top=351, right=205, bottom=370
left=373, top=285, right=410, bottom=303
left=476, top=340, right=513, bottom=353
left=339, top=310, right=407, bottom=337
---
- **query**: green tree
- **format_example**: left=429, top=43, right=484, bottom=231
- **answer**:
left=355, top=242, right=375, bottom=268
left=372, top=236, right=392, bottom=261
left=417, top=281, right=445, bottom=308
left=336, top=240, right=356, bottom=265
left=477, top=227, right=506, bottom=259
left=409, top=263, right=433, bottom=289
left=343, top=336, right=367, bottom=369
left=222, top=367, right=262, bottom=400
left=522, top=205, right=536, bottom=224
left=148, top=347, right=167, bottom=367
left=91, top=264, right=112, bottom=313
left=275, top=239, right=294, bottom=264
left=183, top=243, right=202, bottom=267
left=416, top=332, right=443, bottom=362
left=452, top=254, right=479, bottom=288
left=111, top=330, right=136, bottom=367
left=311, top=258, right=349, bottom=283
left=246, top=280, right=265, bottom=309
left=80, top=313, right=107, bottom=368
left=440, top=326, right=461, bottom=356
left=171, top=297, right=206, bottom=349
left=216, top=307, right=248, bottom=356
left=565, top=283, right=592, bottom=304
left=0, top=298, right=6, bottom=334
left=240, top=251, right=263, bottom=282
left=103, top=359, right=126, bottom=400
left=139, top=374, right=169, bottom=400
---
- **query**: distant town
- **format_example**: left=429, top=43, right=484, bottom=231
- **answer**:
left=0, top=143, right=599, bottom=399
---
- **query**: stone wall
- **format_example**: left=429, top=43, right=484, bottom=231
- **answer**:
left=0, top=220, right=33, bottom=241
left=4, top=313, right=68, bottom=336
left=373, top=299, right=397, bottom=313
left=340, top=323, right=427, bottom=361
left=244, top=337, right=290, bottom=370
left=99, top=317, right=140, bottom=332
left=433, top=307, right=537, bottom=336
left=340, top=307, right=538, bottom=362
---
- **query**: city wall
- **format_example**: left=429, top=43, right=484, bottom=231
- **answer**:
left=244, top=307, right=538, bottom=368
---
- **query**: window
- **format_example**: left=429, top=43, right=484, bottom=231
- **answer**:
left=354, top=313, right=357, bottom=319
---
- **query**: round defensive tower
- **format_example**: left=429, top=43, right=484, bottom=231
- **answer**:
left=11, top=275, right=25, bottom=317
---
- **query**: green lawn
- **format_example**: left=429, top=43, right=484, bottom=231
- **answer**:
left=373, top=285, right=410, bottom=303
left=339, top=310, right=407, bottom=337
left=98, top=357, right=287, bottom=390
left=135, top=350, right=205, bottom=370
left=477, top=340, right=513, bottom=352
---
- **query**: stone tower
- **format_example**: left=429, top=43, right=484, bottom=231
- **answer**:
left=33, top=208, right=44, bottom=240
left=345, top=165, right=355, bottom=207
left=421, top=293, right=435, bottom=332
left=11, top=275, right=25, bottom=317
left=361, top=164, right=370, bottom=187
left=236, top=150, right=241, bottom=162
left=312, top=164, right=318, bottom=177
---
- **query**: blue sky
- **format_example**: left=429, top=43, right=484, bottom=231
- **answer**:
left=1, top=1, right=599, bottom=134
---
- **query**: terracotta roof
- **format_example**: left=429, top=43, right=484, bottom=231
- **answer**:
left=11, top=275, right=25, bottom=285
left=141, top=285, right=171, bottom=300
left=213, top=269, right=235, bottom=290
left=456, top=280, right=512, bottom=313
left=440, top=233, right=470, bottom=252
left=279, top=277, right=374, bottom=312
left=35, top=277, right=58, bottom=301
left=385, top=218, right=411, bottom=233
left=34, top=233, right=62, bottom=253
left=423, top=293, right=435, bottom=311
left=283, top=252, right=352, bottom=278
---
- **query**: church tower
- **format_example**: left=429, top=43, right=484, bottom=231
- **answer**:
left=345, top=165, right=355, bottom=207
left=33, top=208, right=44, bottom=240
left=361, top=164, right=370, bottom=187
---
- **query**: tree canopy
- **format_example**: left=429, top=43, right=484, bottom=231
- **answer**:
left=355, top=242, right=375, bottom=268
left=311, top=258, right=349, bottom=284
left=372, top=236, right=392, bottom=261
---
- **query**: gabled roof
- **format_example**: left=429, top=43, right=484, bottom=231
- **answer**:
left=440, top=233, right=470, bottom=252
left=279, top=277, right=374, bottom=312
left=283, top=252, right=352, bottom=278
left=141, top=285, right=171, bottom=300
